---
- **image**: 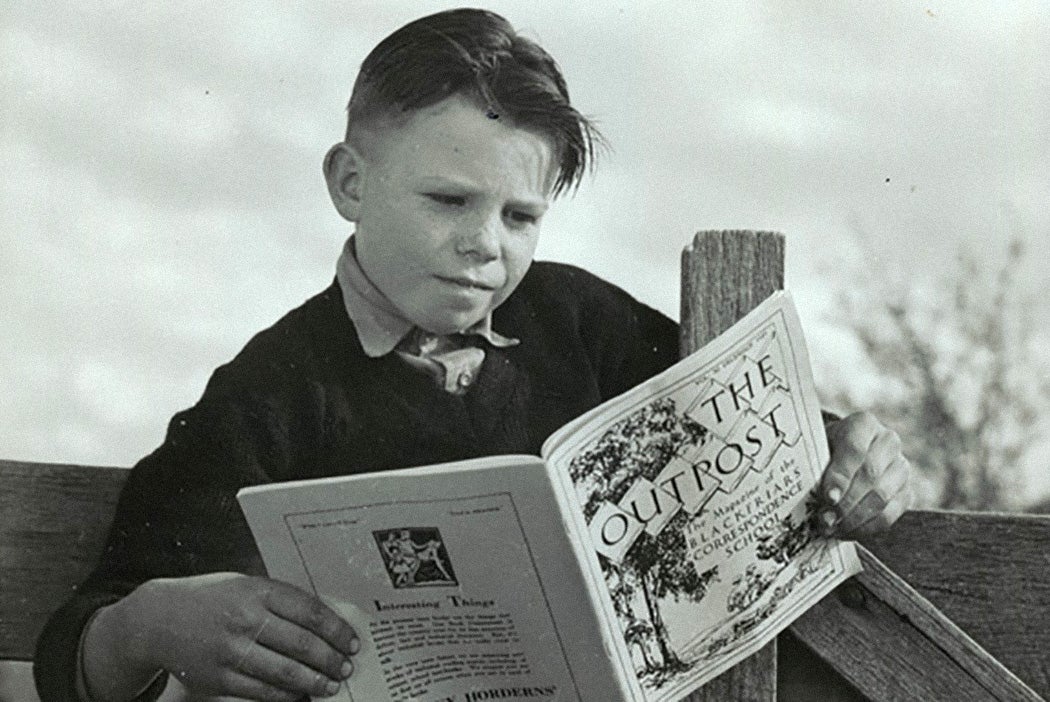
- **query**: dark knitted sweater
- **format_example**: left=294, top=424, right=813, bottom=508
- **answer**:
left=34, top=261, right=680, bottom=701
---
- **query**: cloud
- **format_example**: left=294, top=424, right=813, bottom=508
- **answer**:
left=1, top=1, right=1047, bottom=468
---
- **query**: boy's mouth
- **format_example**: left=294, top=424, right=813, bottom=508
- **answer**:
left=435, top=275, right=498, bottom=291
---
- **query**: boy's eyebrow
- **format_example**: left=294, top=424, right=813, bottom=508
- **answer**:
left=416, top=176, right=551, bottom=212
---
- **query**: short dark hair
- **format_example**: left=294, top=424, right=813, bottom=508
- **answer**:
left=346, top=8, right=600, bottom=196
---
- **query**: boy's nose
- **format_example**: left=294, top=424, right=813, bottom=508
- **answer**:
left=454, top=215, right=501, bottom=262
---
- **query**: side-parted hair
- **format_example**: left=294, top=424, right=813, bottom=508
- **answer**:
left=346, top=8, right=600, bottom=197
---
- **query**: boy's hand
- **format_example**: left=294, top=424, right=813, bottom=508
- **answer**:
left=818, top=411, right=912, bottom=538
left=122, top=573, right=359, bottom=701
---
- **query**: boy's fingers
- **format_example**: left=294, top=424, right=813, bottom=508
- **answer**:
left=821, top=413, right=879, bottom=499
left=835, top=452, right=909, bottom=529
left=831, top=459, right=910, bottom=537
left=233, top=639, right=343, bottom=699
left=846, top=480, right=912, bottom=538
left=820, top=451, right=909, bottom=538
left=820, top=458, right=854, bottom=511
left=262, top=583, right=359, bottom=658
left=823, top=427, right=901, bottom=515
left=827, top=411, right=881, bottom=455
left=215, top=668, right=310, bottom=702
left=252, top=616, right=354, bottom=683
left=865, top=428, right=902, bottom=477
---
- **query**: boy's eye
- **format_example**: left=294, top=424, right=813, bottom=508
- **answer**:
left=506, top=210, right=538, bottom=226
left=425, top=193, right=466, bottom=206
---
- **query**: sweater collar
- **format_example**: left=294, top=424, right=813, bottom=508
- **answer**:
left=334, top=236, right=518, bottom=358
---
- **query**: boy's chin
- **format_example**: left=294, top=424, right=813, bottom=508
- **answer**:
left=415, top=312, right=488, bottom=336
left=409, top=292, right=505, bottom=335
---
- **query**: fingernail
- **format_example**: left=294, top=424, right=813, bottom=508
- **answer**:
left=341, top=660, right=354, bottom=678
left=827, top=487, right=842, bottom=504
left=326, top=680, right=340, bottom=696
left=349, top=637, right=361, bottom=655
left=821, top=509, right=838, bottom=531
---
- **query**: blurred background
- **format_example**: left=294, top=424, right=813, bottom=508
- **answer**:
left=2, top=1, right=1047, bottom=510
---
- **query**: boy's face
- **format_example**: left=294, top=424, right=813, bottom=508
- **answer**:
left=326, top=95, right=555, bottom=335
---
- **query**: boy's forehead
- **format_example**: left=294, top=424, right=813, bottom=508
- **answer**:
left=366, top=96, right=559, bottom=192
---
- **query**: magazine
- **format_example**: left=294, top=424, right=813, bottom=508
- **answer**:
left=236, top=290, right=861, bottom=702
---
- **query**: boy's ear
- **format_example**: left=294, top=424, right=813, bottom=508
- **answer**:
left=323, top=142, right=365, bottom=222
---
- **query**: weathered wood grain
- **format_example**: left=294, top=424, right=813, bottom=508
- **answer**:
left=789, top=546, right=1044, bottom=701
left=0, top=459, right=127, bottom=660
left=861, top=509, right=1050, bottom=697
left=682, top=642, right=776, bottom=701
left=680, top=229, right=785, bottom=355
left=681, top=230, right=784, bottom=702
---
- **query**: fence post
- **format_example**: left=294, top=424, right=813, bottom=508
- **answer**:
left=680, top=229, right=785, bottom=702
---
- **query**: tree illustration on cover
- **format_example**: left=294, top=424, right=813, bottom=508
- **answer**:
left=700, top=497, right=826, bottom=658
left=569, top=398, right=717, bottom=687
left=726, top=565, right=776, bottom=614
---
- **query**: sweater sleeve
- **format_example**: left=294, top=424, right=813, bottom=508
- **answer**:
left=33, top=332, right=323, bottom=701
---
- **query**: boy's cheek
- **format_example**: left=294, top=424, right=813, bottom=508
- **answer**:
left=500, top=261, right=535, bottom=299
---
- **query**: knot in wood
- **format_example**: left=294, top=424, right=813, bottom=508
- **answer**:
left=837, top=582, right=867, bottom=610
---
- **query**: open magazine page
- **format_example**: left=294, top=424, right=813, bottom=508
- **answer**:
left=237, top=455, right=627, bottom=702
left=543, top=291, right=862, bottom=702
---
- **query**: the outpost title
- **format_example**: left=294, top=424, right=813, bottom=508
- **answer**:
left=588, top=347, right=803, bottom=563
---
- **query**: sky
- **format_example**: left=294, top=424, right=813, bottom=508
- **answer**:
left=2, top=2, right=1048, bottom=497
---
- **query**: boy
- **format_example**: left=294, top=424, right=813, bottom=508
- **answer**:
left=35, top=9, right=911, bottom=702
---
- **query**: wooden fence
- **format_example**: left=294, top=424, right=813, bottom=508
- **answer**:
left=681, top=231, right=1048, bottom=701
left=3, top=231, right=1047, bottom=700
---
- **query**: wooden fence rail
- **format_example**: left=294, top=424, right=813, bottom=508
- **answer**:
left=678, top=231, right=1049, bottom=701
left=4, top=231, right=1048, bottom=700
left=4, top=460, right=1047, bottom=700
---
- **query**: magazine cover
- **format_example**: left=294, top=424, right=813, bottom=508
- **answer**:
left=544, top=291, right=861, bottom=701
